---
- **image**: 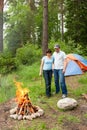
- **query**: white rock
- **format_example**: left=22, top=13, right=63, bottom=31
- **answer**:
left=23, top=115, right=32, bottom=120
left=38, top=109, right=44, bottom=115
left=57, top=97, right=78, bottom=110
left=34, top=112, right=40, bottom=117
left=31, top=113, right=36, bottom=118
left=18, top=115, right=23, bottom=120
left=10, top=107, right=18, bottom=114
left=23, top=115, right=26, bottom=120
left=10, top=114, right=18, bottom=119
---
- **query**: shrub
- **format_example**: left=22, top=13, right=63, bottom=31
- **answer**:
left=0, top=52, right=18, bottom=74
left=49, top=39, right=87, bottom=55
left=16, top=44, right=41, bottom=65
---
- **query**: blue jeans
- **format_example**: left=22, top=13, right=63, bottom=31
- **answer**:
left=54, top=69, right=67, bottom=95
left=43, top=70, right=52, bottom=97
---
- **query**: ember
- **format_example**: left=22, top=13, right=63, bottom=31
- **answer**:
left=10, top=81, right=44, bottom=120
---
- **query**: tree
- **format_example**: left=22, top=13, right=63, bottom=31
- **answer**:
left=42, top=0, right=48, bottom=55
left=4, top=0, right=37, bottom=54
left=65, top=0, right=87, bottom=47
left=58, top=0, right=65, bottom=41
left=0, top=0, right=3, bottom=52
left=48, top=0, right=61, bottom=41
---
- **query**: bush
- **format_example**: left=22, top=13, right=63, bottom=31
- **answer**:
left=16, top=44, right=41, bottom=65
left=0, top=52, right=18, bottom=74
left=49, top=39, right=70, bottom=54
left=49, top=39, right=87, bottom=55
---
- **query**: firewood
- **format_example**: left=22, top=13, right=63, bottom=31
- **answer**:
left=23, top=104, right=27, bottom=115
left=27, top=105, right=34, bottom=114
left=33, top=106, right=39, bottom=112
left=10, top=92, right=44, bottom=120
left=18, top=102, right=25, bottom=115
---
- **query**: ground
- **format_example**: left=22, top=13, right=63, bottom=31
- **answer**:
left=0, top=76, right=87, bottom=130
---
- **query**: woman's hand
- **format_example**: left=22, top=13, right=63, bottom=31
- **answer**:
left=39, top=72, right=42, bottom=76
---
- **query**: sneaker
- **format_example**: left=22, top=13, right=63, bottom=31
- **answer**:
left=62, top=94, right=67, bottom=98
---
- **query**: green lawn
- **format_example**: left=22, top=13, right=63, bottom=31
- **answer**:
left=0, top=63, right=87, bottom=130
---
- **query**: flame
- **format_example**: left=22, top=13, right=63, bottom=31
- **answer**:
left=14, top=80, right=29, bottom=104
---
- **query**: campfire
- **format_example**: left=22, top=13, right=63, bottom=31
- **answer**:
left=10, top=81, right=44, bottom=120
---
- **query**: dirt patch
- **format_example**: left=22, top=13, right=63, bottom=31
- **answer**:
left=0, top=76, right=87, bottom=130
left=0, top=98, right=87, bottom=130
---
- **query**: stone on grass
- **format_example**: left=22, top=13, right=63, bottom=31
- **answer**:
left=57, top=97, right=78, bottom=110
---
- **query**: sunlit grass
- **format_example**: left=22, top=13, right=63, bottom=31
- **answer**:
left=0, top=64, right=87, bottom=103
left=0, top=63, right=87, bottom=130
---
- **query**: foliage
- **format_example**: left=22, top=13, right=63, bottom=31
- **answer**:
left=0, top=52, right=18, bottom=74
left=4, top=0, right=36, bottom=53
left=34, top=1, right=43, bottom=46
left=48, top=0, right=61, bottom=41
left=48, top=38, right=87, bottom=56
left=65, top=0, right=87, bottom=47
left=3, top=0, right=87, bottom=56
left=16, top=44, right=41, bottom=65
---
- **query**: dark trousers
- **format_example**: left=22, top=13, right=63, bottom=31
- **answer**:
left=54, top=69, right=67, bottom=95
left=43, top=70, right=52, bottom=97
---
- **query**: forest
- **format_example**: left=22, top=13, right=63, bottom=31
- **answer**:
left=0, top=0, right=87, bottom=130
left=0, top=0, right=87, bottom=73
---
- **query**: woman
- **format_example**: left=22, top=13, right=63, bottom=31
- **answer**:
left=39, top=49, right=54, bottom=97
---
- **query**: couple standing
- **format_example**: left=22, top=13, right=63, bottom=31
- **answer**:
left=39, top=44, right=68, bottom=98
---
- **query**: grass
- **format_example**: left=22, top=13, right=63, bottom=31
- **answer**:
left=58, top=114, right=80, bottom=124
left=15, top=122, right=48, bottom=130
left=83, top=113, right=87, bottom=119
left=0, top=62, right=87, bottom=130
left=0, top=74, right=16, bottom=103
left=72, top=86, right=87, bottom=97
left=66, top=114, right=80, bottom=123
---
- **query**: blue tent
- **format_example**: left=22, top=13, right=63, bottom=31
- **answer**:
left=64, top=54, right=87, bottom=76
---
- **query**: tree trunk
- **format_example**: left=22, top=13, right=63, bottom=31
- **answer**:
left=28, top=0, right=36, bottom=11
left=42, top=0, right=48, bottom=55
left=0, top=0, right=3, bottom=52
left=60, top=0, right=64, bottom=41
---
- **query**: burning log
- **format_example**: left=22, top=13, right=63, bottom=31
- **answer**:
left=10, top=81, right=44, bottom=120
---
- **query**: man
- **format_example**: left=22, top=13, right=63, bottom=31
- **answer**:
left=53, top=44, right=68, bottom=98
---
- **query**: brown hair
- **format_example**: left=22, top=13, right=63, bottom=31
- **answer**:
left=46, top=49, right=52, bottom=54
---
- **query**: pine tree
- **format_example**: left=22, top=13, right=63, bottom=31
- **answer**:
left=65, top=0, right=87, bottom=46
